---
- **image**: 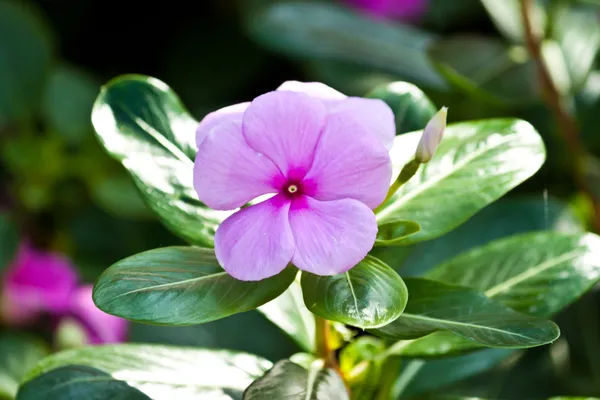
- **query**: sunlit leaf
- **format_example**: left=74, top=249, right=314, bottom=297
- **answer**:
left=245, top=1, right=446, bottom=89
left=377, top=119, right=545, bottom=244
left=371, top=278, right=559, bottom=349
left=22, top=345, right=272, bottom=400
left=366, top=81, right=437, bottom=134
left=257, top=280, right=315, bottom=352
left=0, top=335, right=49, bottom=400
left=375, top=219, right=420, bottom=246
left=480, top=0, right=546, bottom=42
left=92, top=75, right=228, bottom=247
left=93, top=246, right=296, bottom=325
left=301, top=256, right=407, bottom=329
left=243, top=360, right=348, bottom=400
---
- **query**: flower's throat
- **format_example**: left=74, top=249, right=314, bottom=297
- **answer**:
left=283, top=181, right=304, bottom=199
left=287, top=184, right=298, bottom=194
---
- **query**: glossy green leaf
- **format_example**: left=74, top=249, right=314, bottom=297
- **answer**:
left=22, top=344, right=272, bottom=399
left=401, top=348, right=514, bottom=397
left=17, top=366, right=150, bottom=400
left=375, top=219, right=421, bottom=246
left=93, top=246, right=296, bottom=325
left=0, top=335, right=49, bottom=400
left=243, top=360, right=348, bottom=400
left=0, top=0, right=54, bottom=123
left=257, top=280, right=315, bottom=352
left=301, top=256, right=407, bottom=329
left=428, top=231, right=600, bottom=317
left=366, top=81, right=437, bottom=134
left=375, top=195, right=583, bottom=277
left=0, top=214, right=18, bottom=270
left=480, top=0, right=546, bottom=43
left=245, top=1, right=446, bottom=89
left=551, top=5, right=600, bottom=91
left=92, top=75, right=228, bottom=247
left=377, top=119, right=545, bottom=244
left=42, top=64, right=99, bottom=145
left=371, top=278, right=560, bottom=349
left=427, top=35, right=538, bottom=104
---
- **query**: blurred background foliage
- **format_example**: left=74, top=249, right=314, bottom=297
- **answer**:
left=2, top=0, right=600, bottom=398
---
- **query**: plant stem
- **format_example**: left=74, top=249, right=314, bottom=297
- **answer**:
left=519, top=0, right=600, bottom=232
left=315, top=316, right=336, bottom=368
left=374, top=160, right=420, bottom=214
left=391, top=360, right=425, bottom=399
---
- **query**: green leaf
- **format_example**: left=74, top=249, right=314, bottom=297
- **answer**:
left=377, top=119, right=546, bottom=244
left=22, top=344, right=272, bottom=399
left=551, top=5, right=600, bottom=91
left=480, top=0, right=546, bottom=43
left=0, top=0, right=54, bottom=123
left=339, top=337, right=386, bottom=400
left=427, top=35, right=538, bottom=104
left=243, top=360, right=348, bottom=400
left=257, top=280, right=315, bottom=352
left=0, top=335, right=49, bottom=400
left=301, top=256, right=408, bottom=329
left=375, top=219, right=421, bottom=246
left=93, top=246, right=296, bottom=325
left=376, top=195, right=583, bottom=277
left=427, top=231, right=600, bottom=317
left=245, top=1, right=446, bottom=89
left=371, top=278, right=560, bottom=349
left=0, top=213, right=18, bottom=270
left=401, top=348, right=514, bottom=397
left=366, top=82, right=437, bottom=134
left=42, top=64, right=99, bottom=145
left=92, top=74, right=228, bottom=247
left=17, top=366, right=151, bottom=400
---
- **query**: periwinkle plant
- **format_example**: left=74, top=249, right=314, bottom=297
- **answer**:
left=15, top=76, right=600, bottom=400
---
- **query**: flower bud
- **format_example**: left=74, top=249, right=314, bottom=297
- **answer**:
left=415, top=107, right=448, bottom=163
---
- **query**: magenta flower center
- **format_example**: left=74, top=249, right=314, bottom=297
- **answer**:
left=282, top=180, right=304, bottom=199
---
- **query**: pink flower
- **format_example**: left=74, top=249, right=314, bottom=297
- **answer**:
left=1, top=241, right=79, bottom=325
left=343, top=0, right=428, bottom=21
left=194, top=81, right=394, bottom=281
left=63, top=285, right=128, bottom=344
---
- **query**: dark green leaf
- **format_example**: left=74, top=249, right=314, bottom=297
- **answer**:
left=301, top=256, right=407, bottom=329
left=93, top=246, right=296, bottom=325
left=17, top=366, right=150, bottom=400
left=258, top=280, right=315, bottom=353
left=0, top=0, right=54, bottom=123
left=377, top=119, right=546, bottom=244
left=0, top=213, right=18, bottom=270
left=366, top=81, right=437, bottom=134
left=371, top=278, right=559, bottom=349
left=245, top=1, right=446, bottom=89
left=42, top=64, right=99, bottom=145
left=22, top=344, right=272, bottom=399
left=92, top=75, right=227, bottom=247
left=0, top=335, right=49, bottom=400
left=375, top=219, right=420, bottom=246
left=243, top=360, right=348, bottom=400
left=428, top=35, right=538, bottom=104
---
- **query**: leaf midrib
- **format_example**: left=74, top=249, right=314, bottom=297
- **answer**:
left=398, top=313, right=540, bottom=341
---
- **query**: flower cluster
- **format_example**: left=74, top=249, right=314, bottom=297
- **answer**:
left=1, top=241, right=128, bottom=345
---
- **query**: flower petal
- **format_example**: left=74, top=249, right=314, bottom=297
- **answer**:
left=277, top=81, right=347, bottom=100
left=242, top=91, right=327, bottom=179
left=329, top=97, right=396, bottom=150
left=215, top=195, right=295, bottom=281
left=289, top=197, right=377, bottom=275
left=194, top=120, right=284, bottom=210
left=195, top=102, right=250, bottom=148
left=68, top=285, right=128, bottom=344
left=302, top=112, right=392, bottom=209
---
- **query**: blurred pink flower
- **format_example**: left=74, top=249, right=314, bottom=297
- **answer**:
left=1, top=241, right=78, bottom=325
left=65, top=285, right=128, bottom=344
left=343, top=0, right=428, bottom=21
left=194, top=82, right=393, bottom=281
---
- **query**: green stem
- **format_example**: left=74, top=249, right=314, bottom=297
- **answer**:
left=375, top=357, right=402, bottom=400
left=374, top=160, right=421, bottom=214
left=391, top=360, right=425, bottom=399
